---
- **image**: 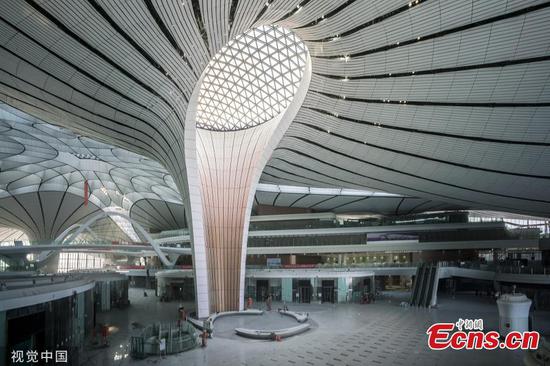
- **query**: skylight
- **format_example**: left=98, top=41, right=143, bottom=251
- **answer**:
left=196, top=25, right=308, bottom=131
left=104, top=206, right=140, bottom=242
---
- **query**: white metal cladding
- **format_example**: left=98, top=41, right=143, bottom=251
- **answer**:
left=196, top=25, right=307, bottom=131
left=0, top=99, right=440, bottom=237
left=0, top=0, right=548, bottom=220
left=0, top=102, right=182, bottom=239
left=183, top=47, right=311, bottom=315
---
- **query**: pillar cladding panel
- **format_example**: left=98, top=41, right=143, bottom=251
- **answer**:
left=184, top=25, right=311, bottom=315
left=196, top=121, right=278, bottom=312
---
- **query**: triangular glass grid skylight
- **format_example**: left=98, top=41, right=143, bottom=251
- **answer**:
left=196, top=25, right=308, bottom=132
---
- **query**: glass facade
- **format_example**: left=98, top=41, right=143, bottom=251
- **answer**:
left=57, top=252, right=105, bottom=273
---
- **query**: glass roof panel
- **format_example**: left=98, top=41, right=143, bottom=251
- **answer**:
left=196, top=25, right=307, bottom=132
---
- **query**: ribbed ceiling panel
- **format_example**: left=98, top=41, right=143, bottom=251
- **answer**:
left=0, top=0, right=547, bottom=217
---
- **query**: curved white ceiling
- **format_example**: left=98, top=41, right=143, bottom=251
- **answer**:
left=0, top=227, right=27, bottom=243
left=1, top=101, right=441, bottom=235
left=0, top=102, right=182, bottom=239
left=0, top=103, right=181, bottom=208
left=0, top=0, right=547, bottom=218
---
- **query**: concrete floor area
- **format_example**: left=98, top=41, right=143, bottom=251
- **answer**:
left=79, top=288, right=550, bottom=366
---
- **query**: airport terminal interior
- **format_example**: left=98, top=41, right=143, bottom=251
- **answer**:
left=0, top=1, right=549, bottom=365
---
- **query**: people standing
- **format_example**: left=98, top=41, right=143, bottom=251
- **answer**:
left=266, top=294, right=272, bottom=311
left=101, top=324, right=109, bottom=346
left=177, top=305, right=186, bottom=326
left=159, top=338, right=166, bottom=359
left=201, top=329, right=208, bottom=347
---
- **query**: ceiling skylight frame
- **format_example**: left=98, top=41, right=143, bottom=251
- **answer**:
left=196, top=25, right=308, bottom=132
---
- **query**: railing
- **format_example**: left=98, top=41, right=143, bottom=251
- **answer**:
left=0, top=273, right=87, bottom=290
left=246, top=262, right=414, bottom=270
left=439, top=261, right=550, bottom=275
left=0, top=239, right=144, bottom=247
left=0, top=266, right=32, bottom=273
left=112, top=264, right=192, bottom=270
left=247, top=261, right=550, bottom=274
left=248, top=217, right=461, bottom=231
left=248, top=234, right=368, bottom=247
left=149, top=229, right=189, bottom=239
left=495, top=265, right=550, bottom=275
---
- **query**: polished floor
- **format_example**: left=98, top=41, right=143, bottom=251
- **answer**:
left=80, top=288, right=550, bottom=366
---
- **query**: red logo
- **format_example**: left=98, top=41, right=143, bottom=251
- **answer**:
left=427, top=320, right=539, bottom=350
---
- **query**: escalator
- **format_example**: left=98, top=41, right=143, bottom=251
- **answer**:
left=410, top=263, right=440, bottom=307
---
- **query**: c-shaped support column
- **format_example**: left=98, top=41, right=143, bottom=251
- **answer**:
left=55, top=211, right=173, bottom=267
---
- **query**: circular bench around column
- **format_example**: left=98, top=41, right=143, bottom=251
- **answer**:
left=277, top=309, right=309, bottom=323
left=235, top=323, right=311, bottom=339
left=188, top=309, right=264, bottom=336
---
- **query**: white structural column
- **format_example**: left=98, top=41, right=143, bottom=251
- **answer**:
left=185, top=58, right=311, bottom=315
left=198, top=124, right=277, bottom=312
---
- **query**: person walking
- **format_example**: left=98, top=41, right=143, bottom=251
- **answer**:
left=101, top=324, right=109, bottom=346
left=266, top=294, right=272, bottom=311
